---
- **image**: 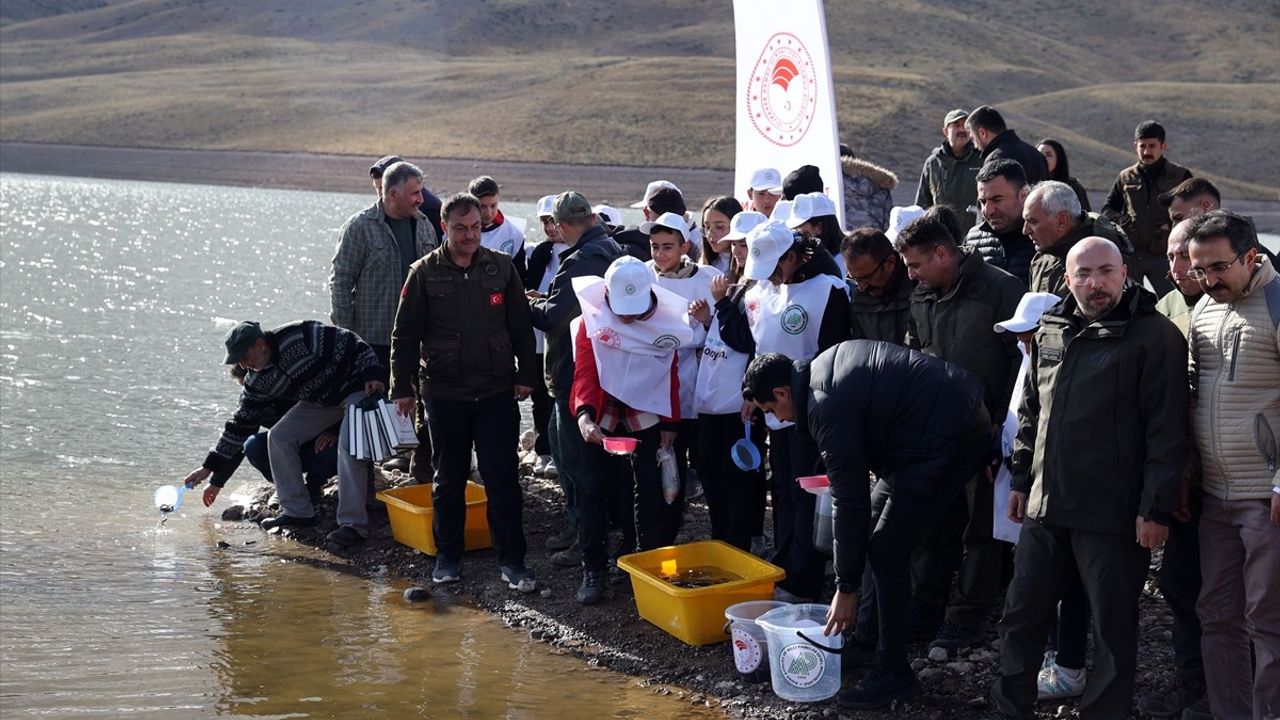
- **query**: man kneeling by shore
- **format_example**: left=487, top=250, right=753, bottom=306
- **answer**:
left=742, top=342, right=992, bottom=710
left=183, top=319, right=386, bottom=547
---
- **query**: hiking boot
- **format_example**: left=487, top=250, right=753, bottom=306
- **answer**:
left=1037, top=657, right=1086, bottom=700
left=929, top=621, right=981, bottom=651
left=500, top=565, right=538, bottom=594
left=432, top=557, right=461, bottom=584
left=549, top=545, right=582, bottom=567
left=545, top=526, right=577, bottom=551
left=381, top=454, right=410, bottom=472
left=261, top=514, right=317, bottom=531
left=577, top=570, right=605, bottom=605
left=1140, top=677, right=1206, bottom=718
left=1180, top=697, right=1212, bottom=720
left=837, top=667, right=922, bottom=710
left=325, top=525, right=365, bottom=548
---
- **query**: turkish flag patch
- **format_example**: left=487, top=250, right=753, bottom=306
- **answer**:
left=489, top=291, right=504, bottom=306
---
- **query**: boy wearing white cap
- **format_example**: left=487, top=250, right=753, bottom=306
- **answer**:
left=747, top=168, right=784, bottom=218
left=523, top=195, right=567, bottom=484
left=569, top=256, right=695, bottom=604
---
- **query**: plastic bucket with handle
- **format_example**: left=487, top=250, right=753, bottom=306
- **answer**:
left=724, top=600, right=788, bottom=682
left=755, top=603, right=844, bottom=702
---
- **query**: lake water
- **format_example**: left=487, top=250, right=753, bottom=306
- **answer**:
left=0, top=174, right=711, bottom=719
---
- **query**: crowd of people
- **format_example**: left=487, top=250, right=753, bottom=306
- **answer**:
left=179, top=106, right=1278, bottom=719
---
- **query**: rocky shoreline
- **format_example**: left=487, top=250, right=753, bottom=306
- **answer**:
left=222, top=458, right=1184, bottom=720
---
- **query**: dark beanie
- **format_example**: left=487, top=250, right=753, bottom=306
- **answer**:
left=783, top=165, right=824, bottom=200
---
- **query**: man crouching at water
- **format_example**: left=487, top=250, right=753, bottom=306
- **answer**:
left=182, top=320, right=386, bottom=547
left=742, top=343, right=992, bottom=710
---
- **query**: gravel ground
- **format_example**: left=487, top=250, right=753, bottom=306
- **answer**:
left=227, top=459, right=1187, bottom=720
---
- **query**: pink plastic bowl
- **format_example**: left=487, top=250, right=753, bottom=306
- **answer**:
left=796, top=475, right=830, bottom=494
left=603, top=437, right=640, bottom=456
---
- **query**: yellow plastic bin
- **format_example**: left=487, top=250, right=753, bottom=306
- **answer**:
left=616, top=540, right=786, bottom=646
left=376, top=482, right=491, bottom=556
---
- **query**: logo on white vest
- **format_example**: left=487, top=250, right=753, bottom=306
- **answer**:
left=653, top=334, right=681, bottom=350
left=746, top=32, right=818, bottom=147
left=781, top=304, right=809, bottom=335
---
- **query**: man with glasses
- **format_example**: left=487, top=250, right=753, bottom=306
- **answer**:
left=992, top=236, right=1189, bottom=720
left=1185, top=210, right=1280, bottom=720
left=843, top=227, right=914, bottom=345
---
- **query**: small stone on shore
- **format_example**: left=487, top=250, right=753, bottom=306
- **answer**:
left=221, top=505, right=245, bottom=521
left=928, top=646, right=949, bottom=662
left=403, top=587, right=432, bottom=602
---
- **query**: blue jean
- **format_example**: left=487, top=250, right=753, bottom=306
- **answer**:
left=243, top=431, right=337, bottom=489
left=548, top=396, right=584, bottom=530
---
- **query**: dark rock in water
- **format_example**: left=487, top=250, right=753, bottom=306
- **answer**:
left=403, top=586, right=432, bottom=602
left=221, top=505, right=246, bottom=521
left=216, top=540, right=231, bottom=549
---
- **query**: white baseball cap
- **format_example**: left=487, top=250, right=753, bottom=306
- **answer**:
left=536, top=194, right=557, bottom=219
left=886, top=205, right=925, bottom=242
left=639, top=211, right=690, bottom=241
left=725, top=210, right=768, bottom=240
left=748, top=167, right=784, bottom=194
left=743, top=221, right=796, bottom=281
left=604, top=256, right=657, bottom=315
left=786, top=192, right=838, bottom=229
left=630, top=180, right=682, bottom=209
left=769, top=199, right=794, bottom=226
left=994, top=292, right=1061, bottom=333
left=593, top=204, right=622, bottom=227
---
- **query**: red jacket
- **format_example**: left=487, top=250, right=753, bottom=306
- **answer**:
left=570, top=320, right=680, bottom=431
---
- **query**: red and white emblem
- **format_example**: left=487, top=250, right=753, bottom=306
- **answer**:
left=746, top=32, right=818, bottom=147
left=594, top=327, right=623, bottom=349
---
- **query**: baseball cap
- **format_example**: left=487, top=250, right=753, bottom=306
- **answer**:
left=630, top=180, right=682, bottom=209
left=943, top=109, right=969, bottom=127
left=604, top=256, right=656, bottom=315
left=369, top=155, right=403, bottom=178
left=223, top=321, right=264, bottom=364
left=786, top=192, right=838, bottom=229
left=886, top=205, right=925, bottom=242
left=743, top=221, right=796, bottom=281
left=536, top=194, right=557, bottom=218
left=748, top=167, right=784, bottom=194
left=770, top=199, right=794, bottom=225
left=994, top=292, right=1061, bottom=333
left=639, top=211, right=690, bottom=241
left=553, top=191, right=594, bottom=222
left=782, top=165, right=823, bottom=199
left=725, top=210, right=768, bottom=240
left=593, top=204, right=623, bottom=227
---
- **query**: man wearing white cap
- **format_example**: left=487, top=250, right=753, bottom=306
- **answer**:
left=747, top=167, right=784, bottom=218
left=714, top=220, right=851, bottom=601
left=525, top=195, right=565, bottom=486
left=570, top=256, right=695, bottom=604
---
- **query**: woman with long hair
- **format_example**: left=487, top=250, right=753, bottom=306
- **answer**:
left=1037, top=139, right=1091, bottom=212
left=699, top=196, right=743, bottom=274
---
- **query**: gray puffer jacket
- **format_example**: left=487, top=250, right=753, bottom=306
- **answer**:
left=842, top=156, right=897, bottom=232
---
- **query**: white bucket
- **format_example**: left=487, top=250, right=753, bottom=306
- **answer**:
left=724, top=600, right=788, bottom=682
left=756, top=603, right=844, bottom=702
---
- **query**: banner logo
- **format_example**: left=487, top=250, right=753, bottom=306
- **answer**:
left=746, top=32, right=818, bottom=147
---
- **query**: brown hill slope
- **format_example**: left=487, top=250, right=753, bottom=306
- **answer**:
left=1, top=0, right=1277, bottom=198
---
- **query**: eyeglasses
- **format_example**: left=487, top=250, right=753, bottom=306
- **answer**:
left=846, top=254, right=891, bottom=284
left=1188, top=249, right=1249, bottom=281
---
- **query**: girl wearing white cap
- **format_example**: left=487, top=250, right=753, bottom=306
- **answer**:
left=569, top=256, right=695, bottom=604
left=788, top=191, right=848, bottom=276
left=699, top=196, right=743, bottom=275
left=714, top=220, right=851, bottom=601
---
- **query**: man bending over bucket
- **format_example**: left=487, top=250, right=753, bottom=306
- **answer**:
left=742, top=342, right=992, bottom=710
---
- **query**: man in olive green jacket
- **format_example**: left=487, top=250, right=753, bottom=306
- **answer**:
left=1023, top=181, right=1131, bottom=298
left=915, top=108, right=984, bottom=234
left=843, top=227, right=914, bottom=345
left=993, top=237, right=1189, bottom=720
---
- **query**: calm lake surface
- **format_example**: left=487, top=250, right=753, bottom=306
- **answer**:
left=0, top=173, right=710, bottom=719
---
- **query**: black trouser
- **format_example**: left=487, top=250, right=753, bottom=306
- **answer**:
left=867, top=416, right=991, bottom=672
left=676, top=418, right=699, bottom=476
left=371, top=344, right=433, bottom=480
left=1050, top=567, right=1091, bottom=670
left=697, top=413, right=767, bottom=552
left=1158, top=488, right=1204, bottom=688
left=767, top=426, right=794, bottom=555
left=769, top=426, right=825, bottom=598
left=547, top=394, right=582, bottom=530
left=530, top=354, right=552, bottom=457
left=579, top=424, right=684, bottom=571
left=423, top=392, right=525, bottom=567
left=992, top=517, right=1150, bottom=720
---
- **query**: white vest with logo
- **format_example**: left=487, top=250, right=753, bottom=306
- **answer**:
left=532, top=241, right=562, bottom=355
left=481, top=216, right=526, bottom=257
left=650, top=262, right=721, bottom=419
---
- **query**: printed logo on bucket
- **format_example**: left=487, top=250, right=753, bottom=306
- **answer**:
left=779, top=642, right=825, bottom=688
left=731, top=628, right=762, bottom=674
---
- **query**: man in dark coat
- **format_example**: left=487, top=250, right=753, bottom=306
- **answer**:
left=966, top=106, right=1048, bottom=186
left=965, top=159, right=1036, bottom=286
left=743, top=343, right=992, bottom=711
left=843, top=228, right=913, bottom=345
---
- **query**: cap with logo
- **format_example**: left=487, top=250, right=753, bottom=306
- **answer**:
left=553, top=191, right=594, bottom=222
left=639, top=211, right=690, bottom=241
left=593, top=204, right=623, bottom=227
left=943, top=108, right=969, bottom=127
left=369, top=155, right=403, bottom=178
left=630, top=180, right=683, bottom=209
left=886, top=205, right=925, bottom=243
left=748, top=167, right=784, bottom=195
left=725, top=210, right=768, bottom=240
left=536, top=194, right=557, bottom=219
left=743, top=221, right=797, bottom=281
left=223, top=321, right=265, bottom=364
left=786, top=192, right=838, bottom=229
left=604, top=256, right=657, bottom=316
left=994, top=292, right=1061, bottom=333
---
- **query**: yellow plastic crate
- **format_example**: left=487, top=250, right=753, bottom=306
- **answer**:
left=616, top=540, right=786, bottom=646
left=376, top=482, right=491, bottom=556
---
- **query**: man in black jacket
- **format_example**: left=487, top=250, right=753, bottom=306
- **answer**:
left=965, top=160, right=1036, bottom=286
left=966, top=106, right=1048, bottom=186
left=992, top=237, right=1189, bottom=720
left=743, top=343, right=992, bottom=710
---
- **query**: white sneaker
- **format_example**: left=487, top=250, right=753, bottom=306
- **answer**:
left=1037, top=657, right=1086, bottom=700
left=534, top=455, right=556, bottom=477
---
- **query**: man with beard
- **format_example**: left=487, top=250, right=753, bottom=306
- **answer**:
left=991, top=237, right=1189, bottom=720
left=843, top=228, right=914, bottom=345
left=1101, top=121, right=1193, bottom=296
left=916, top=108, right=984, bottom=234
left=965, top=160, right=1036, bottom=285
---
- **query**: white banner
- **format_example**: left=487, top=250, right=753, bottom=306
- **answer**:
left=733, top=0, right=843, bottom=226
